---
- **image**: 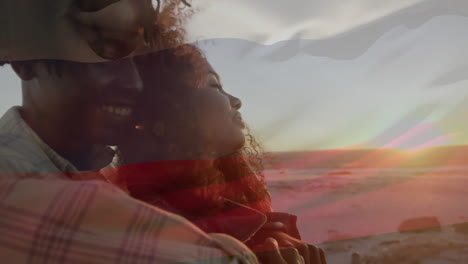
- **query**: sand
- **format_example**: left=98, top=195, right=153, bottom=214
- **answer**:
left=265, top=166, right=468, bottom=263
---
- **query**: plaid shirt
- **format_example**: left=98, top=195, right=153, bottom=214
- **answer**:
left=0, top=107, right=258, bottom=264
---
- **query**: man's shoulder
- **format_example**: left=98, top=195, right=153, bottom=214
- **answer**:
left=0, top=124, right=55, bottom=163
left=0, top=131, right=41, bottom=159
left=0, top=107, right=58, bottom=174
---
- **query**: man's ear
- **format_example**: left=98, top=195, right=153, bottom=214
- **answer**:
left=11, top=61, right=36, bottom=81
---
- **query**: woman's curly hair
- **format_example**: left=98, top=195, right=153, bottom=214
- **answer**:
left=117, top=1, right=272, bottom=216
left=117, top=44, right=272, bottom=219
left=149, top=0, right=195, bottom=51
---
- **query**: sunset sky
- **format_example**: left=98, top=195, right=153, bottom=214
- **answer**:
left=1, top=0, right=468, bottom=151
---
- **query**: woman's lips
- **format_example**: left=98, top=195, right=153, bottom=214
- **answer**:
left=233, top=112, right=245, bottom=128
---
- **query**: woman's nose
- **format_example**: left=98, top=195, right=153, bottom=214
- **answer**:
left=73, top=0, right=155, bottom=59
left=126, top=59, right=144, bottom=93
left=229, top=95, right=242, bottom=110
left=111, top=58, right=144, bottom=93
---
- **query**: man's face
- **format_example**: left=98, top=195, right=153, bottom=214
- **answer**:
left=25, top=58, right=144, bottom=145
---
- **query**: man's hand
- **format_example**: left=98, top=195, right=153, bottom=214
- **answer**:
left=264, top=231, right=326, bottom=264
left=252, top=237, right=326, bottom=264
left=252, top=238, right=304, bottom=264
left=247, top=223, right=326, bottom=264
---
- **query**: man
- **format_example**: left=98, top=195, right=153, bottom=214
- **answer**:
left=0, top=56, right=266, bottom=263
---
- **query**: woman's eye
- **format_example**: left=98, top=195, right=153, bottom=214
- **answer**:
left=211, top=84, right=222, bottom=91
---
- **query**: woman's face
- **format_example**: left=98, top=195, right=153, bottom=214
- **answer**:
left=122, top=61, right=246, bottom=163
left=189, top=66, right=246, bottom=158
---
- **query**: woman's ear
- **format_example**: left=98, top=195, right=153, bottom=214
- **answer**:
left=10, top=62, right=36, bottom=81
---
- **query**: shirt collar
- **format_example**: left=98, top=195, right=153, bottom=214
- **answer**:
left=0, top=106, right=115, bottom=175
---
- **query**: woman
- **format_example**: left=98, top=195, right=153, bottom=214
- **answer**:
left=116, top=45, right=326, bottom=263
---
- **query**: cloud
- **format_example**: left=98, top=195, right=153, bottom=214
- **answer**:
left=188, top=0, right=424, bottom=43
